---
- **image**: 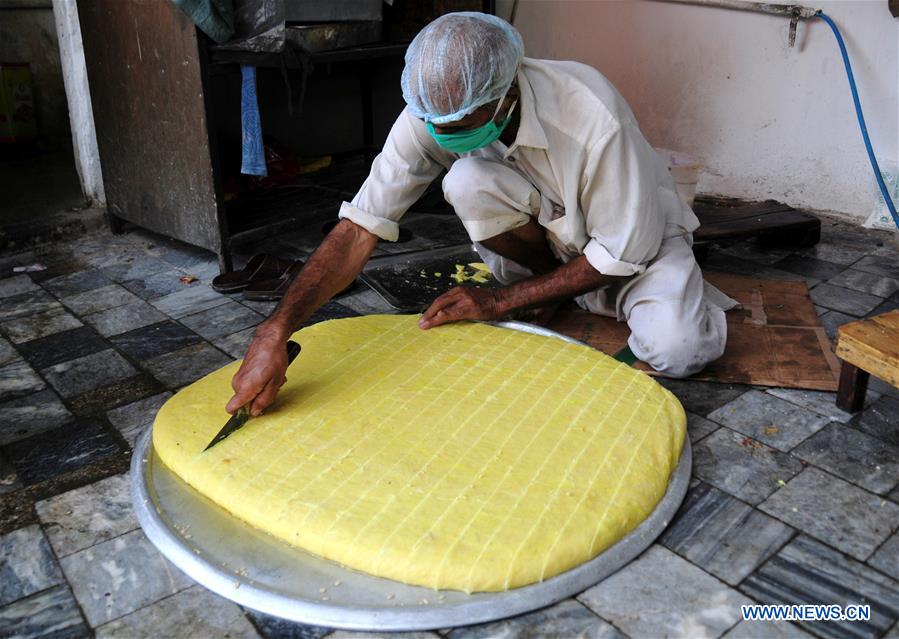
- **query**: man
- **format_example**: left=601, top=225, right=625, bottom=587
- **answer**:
left=227, top=12, right=734, bottom=416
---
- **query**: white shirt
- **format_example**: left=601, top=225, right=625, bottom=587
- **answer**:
left=339, top=57, right=700, bottom=277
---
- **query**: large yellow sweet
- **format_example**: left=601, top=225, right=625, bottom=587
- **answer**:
left=153, top=315, right=685, bottom=593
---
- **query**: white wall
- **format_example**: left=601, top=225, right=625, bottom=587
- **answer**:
left=513, top=0, right=898, bottom=222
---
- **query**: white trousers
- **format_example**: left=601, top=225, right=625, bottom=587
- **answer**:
left=442, top=158, right=735, bottom=378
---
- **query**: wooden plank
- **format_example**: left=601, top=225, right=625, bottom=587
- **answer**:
left=78, top=0, right=224, bottom=257
left=835, top=310, right=899, bottom=388
left=694, top=209, right=819, bottom=242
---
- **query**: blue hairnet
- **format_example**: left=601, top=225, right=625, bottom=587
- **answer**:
left=401, top=12, right=524, bottom=124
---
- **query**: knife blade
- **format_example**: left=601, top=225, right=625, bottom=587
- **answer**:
left=203, top=340, right=302, bottom=452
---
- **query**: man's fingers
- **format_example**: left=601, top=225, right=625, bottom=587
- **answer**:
left=226, top=383, right=259, bottom=414
left=250, top=376, right=283, bottom=416
left=421, top=300, right=463, bottom=329
left=420, top=289, right=464, bottom=328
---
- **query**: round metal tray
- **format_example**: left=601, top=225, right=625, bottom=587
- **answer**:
left=131, top=321, right=692, bottom=631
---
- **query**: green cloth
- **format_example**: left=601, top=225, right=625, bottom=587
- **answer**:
left=170, top=0, right=234, bottom=44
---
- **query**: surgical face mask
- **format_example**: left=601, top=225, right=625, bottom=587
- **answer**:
left=426, top=93, right=518, bottom=154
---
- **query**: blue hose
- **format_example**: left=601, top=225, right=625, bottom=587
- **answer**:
left=815, top=11, right=899, bottom=230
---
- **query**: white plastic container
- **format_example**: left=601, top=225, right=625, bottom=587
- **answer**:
left=656, top=148, right=704, bottom=208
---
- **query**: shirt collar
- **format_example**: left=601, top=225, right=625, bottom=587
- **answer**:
left=506, top=64, right=549, bottom=155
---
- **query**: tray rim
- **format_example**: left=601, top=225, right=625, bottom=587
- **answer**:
left=131, top=320, right=692, bottom=631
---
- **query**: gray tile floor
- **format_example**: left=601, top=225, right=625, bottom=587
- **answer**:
left=0, top=214, right=898, bottom=639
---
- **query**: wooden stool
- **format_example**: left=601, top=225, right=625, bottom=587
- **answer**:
left=835, top=309, right=899, bottom=412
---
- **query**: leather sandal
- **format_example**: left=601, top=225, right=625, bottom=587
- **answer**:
left=211, top=254, right=296, bottom=293
left=242, top=261, right=305, bottom=301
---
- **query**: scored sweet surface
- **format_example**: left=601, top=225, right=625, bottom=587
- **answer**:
left=153, top=315, right=686, bottom=593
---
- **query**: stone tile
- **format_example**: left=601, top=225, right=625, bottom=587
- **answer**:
left=0, top=585, right=88, bottom=639
left=42, top=349, right=137, bottom=399
left=718, top=241, right=794, bottom=266
left=43, top=269, right=113, bottom=297
left=818, top=310, right=857, bottom=341
left=68, top=374, right=164, bottom=419
left=0, top=289, right=60, bottom=322
left=0, top=525, right=64, bottom=606
left=156, top=242, right=216, bottom=272
left=149, top=285, right=230, bottom=319
left=870, top=532, right=899, bottom=582
left=0, top=336, right=18, bottom=366
left=121, top=269, right=194, bottom=300
left=106, top=392, right=171, bottom=447
left=213, top=327, right=256, bottom=360
left=869, top=376, right=899, bottom=400
left=109, top=320, right=202, bottom=361
left=59, top=529, right=193, bottom=627
left=687, top=411, right=719, bottom=443
left=245, top=610, right=332, bottom=639
left=742, top=535, right=899, bottom=638
left=3, top=420, right=121, bottom=485
left=96, top=586, right=259, bottom=638
left=144, top=342, right=232, bottom=389
left=798, top=241, right=869, bottom=267
left=16, top=325, right=109, bottom=370
left=774, top=255, right=846, bottom=281
left=657, top=379, right=751, bottom=417
left=708, top=390, right=830, bottom=451
left=809, top=283, right=884, bottom=317
left=61, top=284, right=141, bottom=315
left=853, top=255, right=899, bottom=280
left=722, top=620, right=813, bottom=638
left=759, top=468, right=899, bottom=560
left=850, top=396, right=899, bottom=447
left=813, top=304, right=828, bottom=316
left=100, top=256, right=170, bottom=283
left=0, top=451, right=22, bottom=495
left=239, top=298, right=278, bottom=315
left=179, top=300, right=264, bottom=341
left=36, top=473, right=137, bottom=557
left=662, top=483, right=794, bottom=585
left=0, top=360, right=45, bottom=402
left=766, top=387, right=877, bottom=424
left=578, top=545, right=750, bottom=638
left=446, top=599, right=623, bottom=638
left=794, top=423, right=899, bottom=494
left=693, top=428, right=805, bottom=505
left=872, top=294, right=899, bottom=317
left=83, top=300, right=168, bottom=337
left=827, top=268, right=899, bottom=299
left=1, top=306, right=83, bottom=343
left=0, top=274, right=39, bottom=298
left=0, top=389, right=72, bottom=446
left=339, top=287, right=396, bottom=315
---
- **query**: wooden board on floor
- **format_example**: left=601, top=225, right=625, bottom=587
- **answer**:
left=692, top=197, right=820, bottom=245
left=547, top=272, right=842, bottom=390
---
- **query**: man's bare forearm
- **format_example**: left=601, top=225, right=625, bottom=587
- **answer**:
left=260, top=219, right=378, bottom=339
left=495, top=255, right=622, bottom=314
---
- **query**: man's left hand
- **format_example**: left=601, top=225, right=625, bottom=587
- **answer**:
left=419, top=286, right=504, bottom=329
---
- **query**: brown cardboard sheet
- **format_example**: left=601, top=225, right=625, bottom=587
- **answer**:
left=547, top=272, right=842, bottom=391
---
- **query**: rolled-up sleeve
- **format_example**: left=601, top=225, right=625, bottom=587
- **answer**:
left=338, top=108, right=452, bottom=241
left=579, top=124, right=665, bottom=277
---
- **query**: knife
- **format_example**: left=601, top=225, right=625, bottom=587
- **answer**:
left=203, top=340, right=302, bottom=452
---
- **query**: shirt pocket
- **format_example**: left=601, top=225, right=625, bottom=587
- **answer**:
left=537, top=196, right=574, bottom=244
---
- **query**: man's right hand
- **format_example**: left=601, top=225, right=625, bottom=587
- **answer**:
left=226, top=325, right=290, bottom=416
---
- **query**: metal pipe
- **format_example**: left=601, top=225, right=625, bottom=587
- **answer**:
left=654, top=0, right=818, bottom=19
left=652, top=0, right=821, bottom=47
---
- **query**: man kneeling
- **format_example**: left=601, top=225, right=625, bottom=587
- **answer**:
left=227, top=12, right=735, bottom=416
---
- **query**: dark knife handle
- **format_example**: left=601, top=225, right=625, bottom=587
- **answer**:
left=286, top=340, right=301, bottom=365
